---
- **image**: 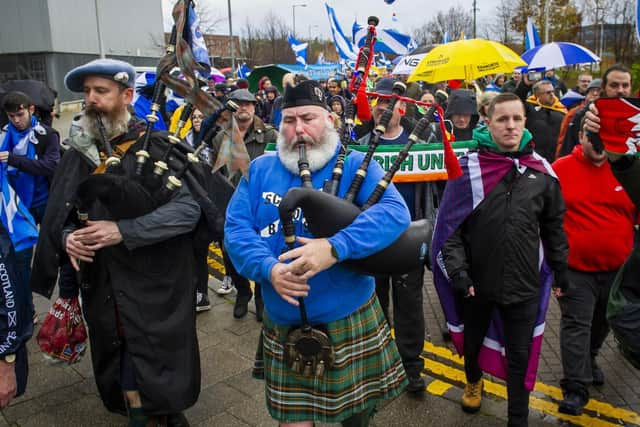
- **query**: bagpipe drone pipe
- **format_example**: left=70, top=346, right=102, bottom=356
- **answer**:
left=74, top=0, right=236, bottom=257
left=277, top=19, right=461, bottom=276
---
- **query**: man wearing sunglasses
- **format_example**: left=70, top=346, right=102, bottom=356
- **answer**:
left=516, top=76, right=568, bottom=163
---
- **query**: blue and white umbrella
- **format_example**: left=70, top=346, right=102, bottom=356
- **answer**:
left=521, top=42, right=600, bottom=70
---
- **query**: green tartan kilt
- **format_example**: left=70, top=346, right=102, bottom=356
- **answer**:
left=262, top=293, right=408, bottom=423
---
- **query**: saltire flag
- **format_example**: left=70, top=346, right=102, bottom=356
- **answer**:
left=325, top=3, right=357, bottom=60
left=316, top=51, right=326, bottom=65
left=0, top=162, right=37, bottom=252
left=353, top=22, right=417, bottom=55
left=525, top=17, right=541, bottom=51
left=431, top=148, right=556, bottom=391
left=132, top=71, right=167, bottom=131
left=237, top=62, right=252, bottom=79
left=442, top=32, right=450, bottom=44
left=186, top=3, right=211, bottom=76
left=377, top=51, right=391, bottom=68
left=287, top=33, right=309, bottom=67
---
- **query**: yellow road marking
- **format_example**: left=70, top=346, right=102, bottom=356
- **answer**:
left=208, top=243, right=223, bottom=257
left=425, top=357, right=622, bottom=427
left=207, top=257, right=226, bottom=274
left=422, top=341, right=640, bottom=425
left=426, top=379, right=452, bottom=396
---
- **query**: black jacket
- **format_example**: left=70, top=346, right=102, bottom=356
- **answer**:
left=30, top=121, right=201, bottom=416
left=444, top=89, right=479, bottom=141
left=442, top=147, right=568, bottom=304
left=515, top=82, right=567, bottom=163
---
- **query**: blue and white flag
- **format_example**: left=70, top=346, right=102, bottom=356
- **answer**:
left=525, top=17, right=541, bottom=51
left=237, top=62, right=252, bottom=79
left=0, top=163, right=37, bottom=252
left=442, top=32, right=451, bottom=44
left=316, top=52, right=326, bottom=65
left=325, top=3, right=357, bottom=61
left=187, top=3, right=211, bottom=76
left=132, top=71, right=167, bottom=131
left=377, top=51, right=392, bottom=68
left=353, top=22, right=417, bottom=55
left=287, top=33, right=309, bottom=67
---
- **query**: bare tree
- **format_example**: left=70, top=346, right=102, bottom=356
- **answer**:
left=262, top=11, right=293, bottom=64
left=193, top=0, right=226, bottom=34
left=486, top=0, right=520, bottom=44
left=241, top=17, right=260, bottom=65
left=413, top=5, right=473, bottom=45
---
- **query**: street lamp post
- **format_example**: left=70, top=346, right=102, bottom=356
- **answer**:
left=94, top=0, right=106, bottom=59
left=227, top=0, right=235, bottom=70
left=292, top=3, right=307, bottom=38
left=544, top=0, right=550, bottom=43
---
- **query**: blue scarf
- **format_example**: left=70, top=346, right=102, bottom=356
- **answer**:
left=1, top=116, right=38, bottom=208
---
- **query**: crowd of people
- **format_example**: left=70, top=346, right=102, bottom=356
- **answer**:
left=0, top=55, right=637, bottom=427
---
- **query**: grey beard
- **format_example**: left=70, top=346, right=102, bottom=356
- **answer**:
left=80, top=109, right=130, bottom=142
left=277, top=127, right=340, bottom=175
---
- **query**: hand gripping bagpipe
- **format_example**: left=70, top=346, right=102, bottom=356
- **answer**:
left=74, top=0, right=236, bottom=286
left=277, top=18, right=462, bottom=278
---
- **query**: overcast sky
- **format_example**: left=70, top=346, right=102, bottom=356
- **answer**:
left=161, top=0, right=501, bottom=40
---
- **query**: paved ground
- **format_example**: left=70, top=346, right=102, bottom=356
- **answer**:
left=4, top=261, right=639, bottom=427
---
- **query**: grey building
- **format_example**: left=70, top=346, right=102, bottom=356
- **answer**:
left=0, top=0, right=165, bottom=102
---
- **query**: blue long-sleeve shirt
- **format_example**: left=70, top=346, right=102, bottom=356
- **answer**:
left=224, top=143, right=410, bottom=325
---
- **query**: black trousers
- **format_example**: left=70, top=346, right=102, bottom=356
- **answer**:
left=375, top=266, right=425, bottom=378
left=559, top=269, right=615, bottom=398
left=463, top=296, right=538, bottom=427
left=193, top=241, right=209, bottom=296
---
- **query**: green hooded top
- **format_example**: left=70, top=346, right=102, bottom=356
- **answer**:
left=472, top=125, right=533, bottom=152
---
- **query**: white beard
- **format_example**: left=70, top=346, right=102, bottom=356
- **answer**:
left=277, top=126, right=340, bottom=175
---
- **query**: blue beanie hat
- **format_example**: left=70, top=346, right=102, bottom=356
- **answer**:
left=65, top=59, right=136, bottom=92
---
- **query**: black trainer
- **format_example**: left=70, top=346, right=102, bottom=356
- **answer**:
left=234, top=296, right=250, bottom=318
left=558, top=392, right=587, bottom=416
left=166, top=412, right=190, bottom=427
left=196, top=292, right=211, bottom=312
left=406, top=375, right=425, bottom=393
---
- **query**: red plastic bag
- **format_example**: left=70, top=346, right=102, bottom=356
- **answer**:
left=37, top=297, right=87, bottom=364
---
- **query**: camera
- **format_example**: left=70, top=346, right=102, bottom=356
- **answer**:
left=527, top=71, right=542, bottom=81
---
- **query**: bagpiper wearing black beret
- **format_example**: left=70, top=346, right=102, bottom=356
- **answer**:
left=282, top=80, right=327, bottom=109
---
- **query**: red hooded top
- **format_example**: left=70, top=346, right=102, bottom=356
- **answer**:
left=553, top=145, right=636, bottom=272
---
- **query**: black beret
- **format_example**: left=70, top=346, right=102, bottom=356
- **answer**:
left=282, top=80, right=326, bottom=109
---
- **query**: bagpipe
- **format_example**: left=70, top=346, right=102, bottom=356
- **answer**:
left=278, top=17, right=461, bottom=277
left=73, top=0, right=236, bottom=285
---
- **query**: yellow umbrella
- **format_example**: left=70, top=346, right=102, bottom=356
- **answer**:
left=408, top=38, right=527, bottom=83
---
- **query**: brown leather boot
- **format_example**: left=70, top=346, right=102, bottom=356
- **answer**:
left=461, top=379, right=483, bottom=413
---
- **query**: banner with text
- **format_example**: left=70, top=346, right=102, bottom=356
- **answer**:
left=265, top=141, right=477, bottom=182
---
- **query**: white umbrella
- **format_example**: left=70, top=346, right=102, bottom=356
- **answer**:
left=521, top=42, right=600, bottom=70
left=392, top=53, right=427, bottom=75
